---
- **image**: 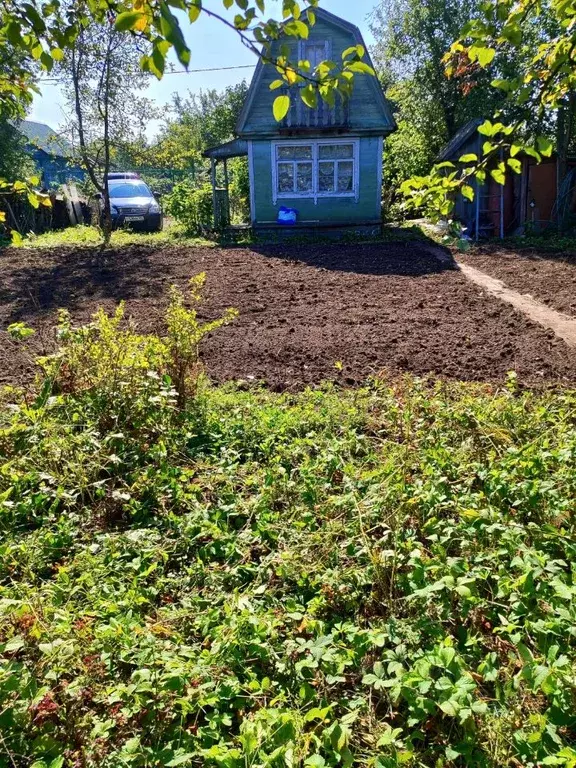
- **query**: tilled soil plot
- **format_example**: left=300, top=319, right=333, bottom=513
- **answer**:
left=1, top=241, right=576, bottom=390
left=459, top=246, right=576, bottom=316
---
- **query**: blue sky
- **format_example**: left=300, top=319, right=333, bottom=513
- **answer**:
left=29, top=0, right=378, bottom=139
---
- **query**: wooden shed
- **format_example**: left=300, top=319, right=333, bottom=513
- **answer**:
left=438, top=119, right=576, bottom=238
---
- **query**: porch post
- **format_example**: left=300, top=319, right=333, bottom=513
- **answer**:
left=211, top=157, right=217, bottom=229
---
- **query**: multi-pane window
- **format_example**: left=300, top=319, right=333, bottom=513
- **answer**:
left=277, top=145, right=313, bottom=194
left=274, top=141, right=357, bottom=200
left=318, top=144, right=354, bottom=193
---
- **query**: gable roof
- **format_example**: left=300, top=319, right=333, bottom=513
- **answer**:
left=437, top=118, right=483, bottom=161
left=236, top=7, right=396, bottom=135
left=16, top=120, right=72, bottom=157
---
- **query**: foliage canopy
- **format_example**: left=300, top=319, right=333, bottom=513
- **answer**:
left=399, top=0, right=573, bottom=219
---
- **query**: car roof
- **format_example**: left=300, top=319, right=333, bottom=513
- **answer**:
left=107, top=172, right=140, bottom=179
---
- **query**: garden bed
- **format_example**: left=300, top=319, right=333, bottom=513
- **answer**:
left=2, top=240, right=576, bottom=389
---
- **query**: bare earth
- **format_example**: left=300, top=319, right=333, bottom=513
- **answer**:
left=458, top=246, right=576, bottom=316
left=1, top=241, right=576, bottom=390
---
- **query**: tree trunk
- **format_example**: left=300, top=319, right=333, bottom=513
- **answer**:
left=101, top=32, right=114, bottom=248
left=556, top=92, right=575, bottom=231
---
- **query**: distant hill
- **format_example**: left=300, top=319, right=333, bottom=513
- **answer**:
left=16, top=119, right=72, bottom=157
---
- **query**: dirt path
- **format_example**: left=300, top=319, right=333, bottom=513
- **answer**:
left=457, top=262, right=576, bottom=348
left=458, top=247, right=576, bottom=316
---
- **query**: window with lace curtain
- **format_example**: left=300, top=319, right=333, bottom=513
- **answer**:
left=272, top=139, right=358, bottom=202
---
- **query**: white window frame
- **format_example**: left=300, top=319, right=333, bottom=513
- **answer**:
left=271, top=138, right=360, bottom=204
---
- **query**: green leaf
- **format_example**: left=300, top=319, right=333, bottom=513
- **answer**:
left=468, top=44, right=493, bottom=66
left=477, top=120, right=498, bottom=137
left=439, top=699, right=459, bottom=716
left=5, top=21, right=23, bottom=46
left=507, top=158, right=522, bottom=173
left=3, top=635, right=26, bottom=651
left=345, top=61, right=374, bottom=75
left=269, top=79, right=285, bottom=90
left=166, top=755, right=195, bottom=766
left=51, top=48, right=64, bottom=61
left=284, top=20, right=309, bottom=38
left=510, top=142, right=522, bottom=157
left=150, top=40, right=170, bottom=78
left=490, top=167, right=506, bottom=185
left=537, top=136, right=553, bottom=157
left=305, top=757, right=326, bottom=768
left=115, top=11, right=145, bottom=31
left=300, top=84, right=317, bottom=108
left=491, top=78, right=511, bottom=91
left=188, top=1, right=202, bottom=23
left=342, top=44, right=364, bottom=60
left=501, top=22, right=522, bottom=45
left=159, top=0, right=191, bottom=66
left=273, top=94, right=290, bottom=121
left=524, top=147, right=541, bottom=162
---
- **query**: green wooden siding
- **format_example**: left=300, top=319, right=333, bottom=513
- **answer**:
left=251, top=136, right=382, bottom=224
left=241, top=17, right=392, bottom=136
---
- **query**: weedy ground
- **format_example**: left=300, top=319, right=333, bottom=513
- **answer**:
left=11, top=223, right=215, bottom=249
left=9, top=222, right=428, bottom=250
left=0, top=296, right=576, bottom=767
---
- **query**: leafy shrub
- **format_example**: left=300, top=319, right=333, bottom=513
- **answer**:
left=165, top=181, right=213, bottom=234
left=39, top=273, right=236, bottom=421
left=228, top=156, right=250, bottom=224
left=1, top=375, right=576, bottom=765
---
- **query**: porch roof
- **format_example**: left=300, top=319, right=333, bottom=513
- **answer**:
left=203, top=138, right=248, bottom=160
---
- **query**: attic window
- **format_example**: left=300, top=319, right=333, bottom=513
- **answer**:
left=300, top=40, right=331, bottom=69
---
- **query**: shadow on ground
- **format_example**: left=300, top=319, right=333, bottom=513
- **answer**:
left=0, top=244, right=168, bottom=322
left=0, top=238, right=456, bottom=324
left=244, top=237, right=456, bottom=277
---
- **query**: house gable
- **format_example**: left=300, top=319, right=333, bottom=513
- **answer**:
left=237, top=8, right=396, bottom=137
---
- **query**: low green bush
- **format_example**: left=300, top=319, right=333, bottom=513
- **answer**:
left=165, top=181, right=213, bottom=235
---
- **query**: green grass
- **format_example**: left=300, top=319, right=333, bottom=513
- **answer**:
left=10, top=221, right=431, bottom=252
left=14, top=223, right=215, bottom=249
left=494, top=232, right=576, bottom=254
left=1, top=309, right=576, bottom=767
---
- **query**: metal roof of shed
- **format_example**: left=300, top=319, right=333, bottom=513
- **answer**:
left=437, top=118, right=483, bottom=162
left=16, top=119, right=72, bottom=157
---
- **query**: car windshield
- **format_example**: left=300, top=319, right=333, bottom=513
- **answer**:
left=109, top=182, right=151, bottom=198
